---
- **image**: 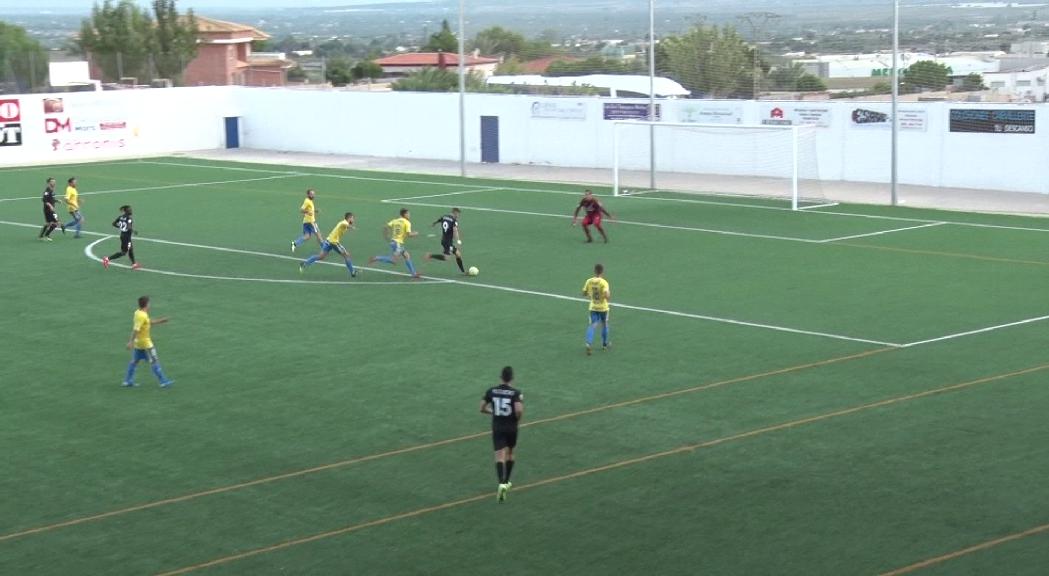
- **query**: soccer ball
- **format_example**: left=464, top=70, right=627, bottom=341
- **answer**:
left=468, top=266, right=479, bottom=276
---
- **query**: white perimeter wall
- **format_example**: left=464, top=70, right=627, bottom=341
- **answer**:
left=4, top=86, right=1047, bottom=195
left=0, top=86, right=235, bottom=166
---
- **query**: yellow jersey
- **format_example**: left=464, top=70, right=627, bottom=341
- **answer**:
left=583, top=277, right=611, bottom=312
left=301, top=197, right=316, bottom=224
left=327, top=220, right=351, bottom=244
left=65, top=185, right=79, bottom=212
left=133, top=309, right=153, bottom=349
left=387, top=217, right=412, bottom=244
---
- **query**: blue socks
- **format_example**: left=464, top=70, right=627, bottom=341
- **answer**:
left=345, top=259, right=355, bottom=274
left=405, top=258, right=416, bottom=275
left=125, top=360, right=170, bottom=385
left=302, top=255, right=320, bottom=267
left=151, top=362, right=170, bottom=384
left=586, top=324, right=595, bottom=346
left=374, top=255, right=394, bottom=264
left=601, top=324, right=609, bottom=346
left=293, top=235, right=306, bottom=247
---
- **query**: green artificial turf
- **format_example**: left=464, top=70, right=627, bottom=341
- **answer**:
left=1, top=157, right=1048, bottom=575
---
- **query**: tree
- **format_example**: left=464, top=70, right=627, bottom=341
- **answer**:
left=325, top=56, right=353, bottom=86
left=79, top=0, right=154, bottom=82
left=391, top=68, right=497, bottom=92
left=79, top=0, right=198, bottom=85
left=471, top=27, right=526, bottom=59
left=795, top=74, right=826, bottom=92
left=767, top=63, right=805, bottom=91
left=495, top=56, right=526, bottom=75
left=959, top=72, right=986, bottom=91
left=150, top=0, right=197, bottom=83
left=657, top=24, right=763, bottom=98
left=351, top=60, right=383, bottom=82
left=547, top=56, right=643, bottom=76
left=423, top=19, right=458, bottom=53
left=903, top=60, right=951, bottom=91
left=0, top=21, right=49, bottom=91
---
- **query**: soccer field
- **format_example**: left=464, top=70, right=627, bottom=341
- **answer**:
left=2, top=157, right=1049, bottom=575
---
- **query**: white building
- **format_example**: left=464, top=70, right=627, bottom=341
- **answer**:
left=794, top=52, right=1000, bottom=79
left=983, top=62, right=1049, bottom=101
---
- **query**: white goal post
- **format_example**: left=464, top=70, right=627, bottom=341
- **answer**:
left=611, top=120, right=823, bottom=211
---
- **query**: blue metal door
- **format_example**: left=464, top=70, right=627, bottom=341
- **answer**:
left=224, top=117, right=240, bottom=149
left=480, top=116, right=499, bottom=163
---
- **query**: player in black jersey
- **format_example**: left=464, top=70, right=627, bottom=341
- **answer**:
left=102, top=205, right=140, bottom=270
left=481, top=366, right=524, bottom=502
left=38, top=178, right=63, bottom=241
left=425, top=208, right=466, bottom=274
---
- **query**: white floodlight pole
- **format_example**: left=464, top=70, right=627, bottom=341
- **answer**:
left=648, top=0, right=656, bottom=191
left=458, top=0, right=466, bottom=177
left=891, top=0, right=900, bottom=206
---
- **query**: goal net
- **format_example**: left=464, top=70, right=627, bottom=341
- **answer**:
left=611, top=121, right=827, bottom=210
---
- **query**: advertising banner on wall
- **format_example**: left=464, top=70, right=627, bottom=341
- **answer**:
left=531, top=100, right=586, bottom=120
left=0, top=99, right=23, bottom=147
left=677, top=102, right=744, bottom=125
left=949, top=109, right=1036, bottom=134
left=603, top=102, right=662, bottom=121
left=760, top=104, right=832, bottom=128
left=43, top=96, right=132, bottom=153
left=849, top=107, right=928, bottom=131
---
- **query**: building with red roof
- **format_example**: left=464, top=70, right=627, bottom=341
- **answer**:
left=374, top=52, right=501, bottom=77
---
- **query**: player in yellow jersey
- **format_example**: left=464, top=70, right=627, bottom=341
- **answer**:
left=123, top=295, right=173, bottom=388
left=299, top=212, right=357, bottom=277
left=290, top=188, right=321, bottom=252
left=369, top=208, right=420, bottom=278
left=582, top=263, right=611, bottom=355
left=63, top=177, right=84, bottom=238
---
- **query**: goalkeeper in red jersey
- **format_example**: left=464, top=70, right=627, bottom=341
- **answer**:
left=571, top=190, right=613, bottom=243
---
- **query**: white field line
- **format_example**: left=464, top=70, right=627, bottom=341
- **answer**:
left=388, top=199, right=826, bottom=244
left=385, top=187, right=505, bottom=202
left=799, top=202, right=841, bottom=210
left=900, top=314, right=1049, bottom=348
left=0, top=219, right=892, bottom=346
left=81, top=237, right=447, bottom=285
left=0, top=175, right=302, bottom=203
left=818, top=222, right=948, bottom=243
left=140, top=159, right=1049, bottom=234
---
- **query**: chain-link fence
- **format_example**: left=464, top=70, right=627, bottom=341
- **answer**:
left=0, top=49, right=50, bottom=95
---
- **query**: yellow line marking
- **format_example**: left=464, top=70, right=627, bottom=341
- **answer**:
left=0, top=347, right=890, bottom=543
left=839, top=242, right=1049, bottom=267
left=153, top=361, right=1049, bottom=576
left=878, top=522, right=1049, bottom=576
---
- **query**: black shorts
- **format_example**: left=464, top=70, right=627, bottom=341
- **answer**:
left=492, top=426, right=518, bottom=451
left=441, top=242, right=459, bottom=256
left=44, top=209, right=58, bottom=224
left=119, top=235, right=133, bottom=252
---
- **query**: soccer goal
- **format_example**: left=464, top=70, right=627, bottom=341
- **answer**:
left=611, top=120, right=829, bottom=210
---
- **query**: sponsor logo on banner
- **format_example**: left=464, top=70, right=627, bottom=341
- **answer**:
left=949, top=109, right=1035, bottom=134
left=530, top=101, right=586, bottom=120
left=45, top=117, right=73, bottom=133
left=603, top=102, right=661, bottom=121
left=0, top=98, right=23, bottom=146
left=44, top=98, right=64, bottom=114
left=761, top=105, right=832, bottom=127
left=850, top=107, right=928, bottom=131
left=100, top=121, right=127, bottom=130
left=51, top=137, right=127, bottom=152
left=678, top=103, right=743, bottom=124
